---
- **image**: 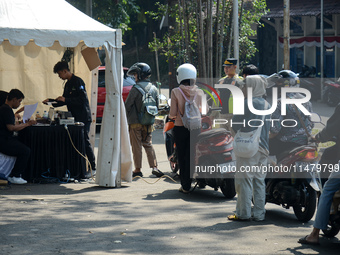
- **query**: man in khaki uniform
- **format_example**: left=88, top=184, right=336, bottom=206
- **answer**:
left=216, top=58, right=243, bottom=132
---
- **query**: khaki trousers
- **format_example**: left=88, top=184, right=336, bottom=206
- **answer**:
left=129, top=125, right=157, bottom=169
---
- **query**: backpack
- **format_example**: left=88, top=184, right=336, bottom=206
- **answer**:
left=134, top=83, right=158, bottom=125
left=178, top=87, right=201, bottom=130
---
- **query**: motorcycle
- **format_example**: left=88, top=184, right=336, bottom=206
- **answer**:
left=298, top=65, right=319, bottom=101
left=162, top=104, right=236, bottom=198
left=266, top=141, right=320, bottom=222
left=265, top=113, right=323, bottom=222
left=323, top=78, right=340, bottom=107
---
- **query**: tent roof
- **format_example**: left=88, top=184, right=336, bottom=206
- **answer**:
left=0, top=0, right=118, bottom=47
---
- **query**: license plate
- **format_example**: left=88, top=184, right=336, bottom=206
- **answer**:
left=218, top=161, right=236, bottom=173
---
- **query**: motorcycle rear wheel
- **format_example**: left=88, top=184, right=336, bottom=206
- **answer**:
left=326, top=91, right=339, bottom=107
left=322, top=223, right=340, bottom=238
left=293, top=184, right=317, bottom=222
left=169, top=161, right=179, bottom=174
left=220, top=178, right=236, bottom=199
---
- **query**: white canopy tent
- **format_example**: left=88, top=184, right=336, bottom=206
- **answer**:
left=0, top=0, right=133, bottom=187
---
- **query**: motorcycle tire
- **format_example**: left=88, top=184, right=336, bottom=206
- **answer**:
left=326, top=91, right=338, bottom=107
left=198, top=181, right=206, bottom=188
left=293, top=183, right=317, bottom=222
left=170, top=161, right=179, bottom=174
left=322, top=86, right=331, bottom=103
left=322, top=223, right=340, bottom=238
left=220, top=178, right=236, bottom=199
left=310, top=87, right=319, bottom=101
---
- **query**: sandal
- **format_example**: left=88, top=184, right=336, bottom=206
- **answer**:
left=227, top=214, right=250, bottom=221
left=298, top=235, right=320, bottom=245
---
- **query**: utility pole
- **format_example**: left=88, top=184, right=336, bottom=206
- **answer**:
left=86, top=0, right=92, bottom=17
left=283, top=0, right=290, bottom=70
left=168, top=0, right=177, bottom=96
left=321, top=0, right=325, bottom=100
left=233, top=0, right=239, bottom=73
left=153, top=32, right=161, bottom=95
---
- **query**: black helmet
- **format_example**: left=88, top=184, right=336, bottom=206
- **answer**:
left=277, top=70, right=300, bottom=87
left=127, top=62, right=151, bottom=81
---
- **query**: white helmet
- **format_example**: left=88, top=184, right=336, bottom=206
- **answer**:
left=176, top=63, right=197, bottom=84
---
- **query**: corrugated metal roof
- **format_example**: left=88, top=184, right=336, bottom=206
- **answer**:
left=263, top=0, right=340, bottom=18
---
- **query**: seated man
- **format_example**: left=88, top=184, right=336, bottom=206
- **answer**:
left=0, top=90, right=24, bottom=118
left=269, top=74, right=313, bottom=159
left=0, top=89, right=36, bottom=184
left=298, top=103, right=340, bottom=245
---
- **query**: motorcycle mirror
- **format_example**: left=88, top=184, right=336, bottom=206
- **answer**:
left=266, top=73, right=282, bottom=88
left=310, top=112, right=322, bottom=123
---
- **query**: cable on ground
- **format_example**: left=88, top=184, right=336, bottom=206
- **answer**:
left=132, top=174, right=178, bottom=184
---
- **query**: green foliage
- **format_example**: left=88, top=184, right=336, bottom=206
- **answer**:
left=94, top=0, right=139, bottom=32
left=147, top=2, right=198, bottom=64
left=239, top=0, right=267, bottom=64
left=146, top=0, right=268, bottom=68
left=66, top=0, right=139, bottom=33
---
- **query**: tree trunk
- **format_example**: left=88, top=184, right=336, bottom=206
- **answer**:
left=227, top=7, right=234, bottom=59
left=206, top=0, right=213, bottom=79
left=214, top=0, right=220, bottom=78
left=210, top=0, right=213, bottom=79
left=198, top=0, right=206, bottom=78
left=195, top=1, right=202, bottom=75
left=178, top=0, right=184, bottom=62
left=239, top=0, right=244, bottom=32
left=168, top=0, right=177, bottom=94
left=183, top=0, right=191, bottom=62
left=218, top=0, right=227, bottom=79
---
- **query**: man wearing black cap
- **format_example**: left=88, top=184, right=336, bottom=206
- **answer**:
left=216, top=58, right=243, bottom=132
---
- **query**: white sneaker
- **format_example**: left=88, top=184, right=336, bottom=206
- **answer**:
left=85, top=170, right=96, bottom=179
left=8, top=176, right=27, bottom=184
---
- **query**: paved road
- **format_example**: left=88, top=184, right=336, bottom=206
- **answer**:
left=1, top=92, right=339, bottom=255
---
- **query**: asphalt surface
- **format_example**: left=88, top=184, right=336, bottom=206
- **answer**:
left=1, top=96, right=340, bottom=255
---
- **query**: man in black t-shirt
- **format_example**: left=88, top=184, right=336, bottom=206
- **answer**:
left=0, top=90, right=25, bottom=117
left=43, top=61, right=96, bottom=178
left=0, top=89, right=36, bottom=184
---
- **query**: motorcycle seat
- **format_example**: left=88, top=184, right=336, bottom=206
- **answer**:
left=276, top=145, right=317, bottom=163
left=197, top=128, right=231, bottom=144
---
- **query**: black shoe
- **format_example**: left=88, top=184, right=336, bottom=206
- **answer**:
left=132, top=171, right=143, bottom=177
left=152, top=168, right=164, bottom=177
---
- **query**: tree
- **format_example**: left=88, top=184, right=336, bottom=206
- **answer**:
left=66, top=0, right=139, bottom=33
left=148, top=0, right=268, bottom=78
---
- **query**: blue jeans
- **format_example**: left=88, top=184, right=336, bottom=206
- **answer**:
left=313, top=168, right=340, bottom=230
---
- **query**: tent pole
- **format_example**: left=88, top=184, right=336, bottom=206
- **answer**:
left=89, top=67, right=98, bottom=152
